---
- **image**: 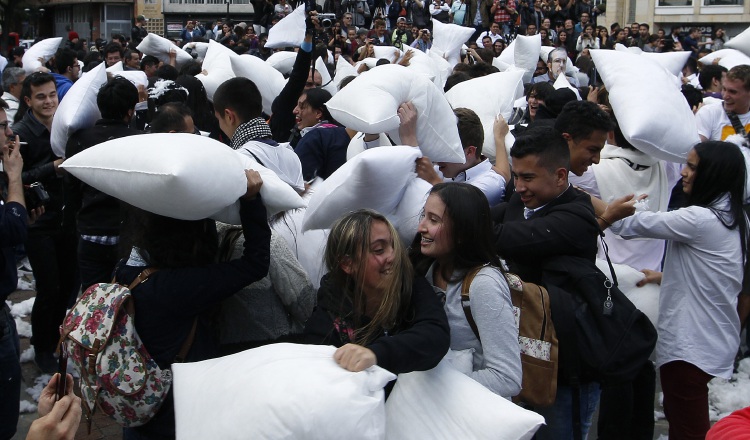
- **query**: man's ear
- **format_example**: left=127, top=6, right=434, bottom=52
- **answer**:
left=555, top=167, right=568, bottom=185
left=340, top=256, right=354, bottom=275
left=465, top=145, right=477, bottom=159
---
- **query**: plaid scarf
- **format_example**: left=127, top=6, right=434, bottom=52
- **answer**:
left=229, top=117, right=273, bottom=150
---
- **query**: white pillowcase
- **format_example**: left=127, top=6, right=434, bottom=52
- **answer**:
left=331, top=56, right=359, bottom=92
left=346, top=132, right=393, bottom=161
left=699, top=48, right=750, bottom=70
left=230, top=54, right=286, bottom=115
left=326, top=64, right=464, bottom=163
left=303, top=146, right=421, bottom=231
left=195, top=42, right=235, bottom=102
left=173, top=343, right=395, bottom=440
left=445, top=70, right=524, bottom=160
left=553, top=73, right=581, bottom=99
left=105, top=62, right=123, bottom=72
left=315, top=56, right=333, bottom=94
left=113, top=71, right=148, bottom=89
left=590, top=49, right=699, bottom=162
left=265, top=5, right=306, bottom=49
left=725, top=26, right=750, bottom=57
left=389, top=177, right=432, bottom=244
left=136, top=33, right=193, bottom=67
left=185, top=41, right=210, bottom=59
left=431, top=19, right=475, bottom=66
left=61, top=133, right=247, bottom=221
left=385, top=359, right=545, bottom=440
left=427, top=50, right=453, bottom=90
left=22, top=38, right=62, bottom=73
left=50, top=62, right=107, bottom=157
left=372, top=45, right=404, bottom=62
left=266, top=51, right=299, bottom=75
left=641, top=51, right=691, bottom=77
left=514, top=34, right=542, bottom=83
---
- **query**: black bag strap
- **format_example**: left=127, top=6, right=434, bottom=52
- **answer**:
left=598, top=231, right=618, bottom=287
left=726, top=109, right=749, bottom=142
left=460, top=264, right=489, bottom=341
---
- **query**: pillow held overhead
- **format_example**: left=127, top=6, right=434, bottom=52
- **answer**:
left=231, top=54, right=286, bottom=115
left=431, top=19, right=475, bottom=66
left=61, top=133, right=247, bottom=221
left=22, top=38, right=63, bottom=74
left=136, top=33, right=193, bottom=68
left=325, top=64, right=464, bottom=163
left=589, top=49, right=699, bottom=162
left=266, top=51, right=298, bottom=75
left=724, top=25, right=750, bottom=57
left=195, top=43, right=235, bottom=102
left=265, top=6, right=306, bottom=49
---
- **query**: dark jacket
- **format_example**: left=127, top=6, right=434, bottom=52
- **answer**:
left=303, top=275, right=450, bottom=375
left=0, top=202, right=27, bottom=301
left=270, top=48, right=313, bottom=142
left=295, top=125, right=350, bottom=181
left=65, top=120, right=141, bottom=236
left=115, top=196, right=271, bottom=438
left=491, top=185, right=599, bottom=284
left=13, top=111, right=64, bottom=231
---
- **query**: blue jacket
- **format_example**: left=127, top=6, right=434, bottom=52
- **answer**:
left=51, top=73, right=73, bottom=102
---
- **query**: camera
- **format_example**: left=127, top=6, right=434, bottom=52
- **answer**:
left=499, top=1, right=507, bottom=7
left=24, top=182, right=49, bottom=210
left=319, top=13, right=337, bottom=28
left=396, top=29, right=405, bottom=36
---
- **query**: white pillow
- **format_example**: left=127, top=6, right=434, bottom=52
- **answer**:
left=0, top=55, right=7, bottom=74
left=385, top=359, right=545, bottom=440
left=514, top=34, right=542, bottom=83
left=50, top=62, right=107, bottom=157
left=303, top=146, right=422, bottom=231
left=315, top=56, right=333, bottom=94
left=431, top=19, right=475, bottom=66
left=402, top=47, right=437, bottom=83
left=266, top=51, right=298, bottom=75
left=445, top=70, right=525, bottom=160
left=553, top=73, right=581, bottom=99
left=388, top=177, right=432, bottom=244
left=173, top=343, right=394, bottom=440
left=230, top=54, right=286, bottom=115
left=641, top=51, right=691, bottom=77
left=61, top=133, right=247, bottom=221
left=725, top=26, right=750, bottom=57
left=594, top=259, right=659, bottom=328
left=614, top=43, right=642, bottom=54
left=699, top=48, right=750, bottom=70
left=354, top=57, right=382, bottom=71
left=427, top=50, right=452, bottom=90
left=539, top=46, right=554, bottom=63
left=331, top=56, right=359, bottom=92
left=211, top=151, right=307, bottom=222
left=265, top=5, right=306, bottom=49
left=372, top=45, right=404, bottom=62
left=185, top=42, right=210, bottom=60
left=113, top=71, right=148, bottom=89
left=492, top=56, right=512, bottom=72
left=590, top=49, right=699, bottom=162
left=136, top=33, right=193, bottom=68
left=105, top=62, right=123, bottom=72
left=195, top=43, right=235, bottom=102
left=326, top=64, right=464, bottom=163
left=22, top=37, right=62, bottom=73
left=498, top=39, right=515, bottom=66
left=346, top=132, right=392, bottom=161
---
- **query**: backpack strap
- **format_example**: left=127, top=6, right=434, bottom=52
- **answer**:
left=127, top=268, right=159, bottom=290
left=726, top=109, right=749, bottom=143
left=460, top=265, right=487, bottom=341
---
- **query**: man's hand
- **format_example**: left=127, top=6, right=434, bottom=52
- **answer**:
left=243, top=169, right=263, bottom=199
left=26, top=373, right=81, bottom=440
left=600, top=193, right=648, bottom=226
left=415, top=156, right=442, bottom=185
left=333, top=343, right=377, bottom=372
left=3, top=136, right=23, bottom=180
left=53, top=158, right=65, bottom=177
left=397, top=101, right=418, bottom=146
left=37, top=373, right=74, bottom=417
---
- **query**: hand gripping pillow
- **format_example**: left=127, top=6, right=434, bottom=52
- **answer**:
left=346, top=132, right=392, bottom=161
left=431, top=19, right=475, bottom=66
left=60, top=134, right=247, bottom=221
left=445, top=70, right=525, bottom=160
left=265, top=5, right=306, bottom=49
left=303, top=146, right=422, bottom=231
left=331, top=56, right=359, bottom=92
left=210, top=152, right=307, bottom=223
left=266, top=51, right=299, bottom=75
left=136, top=33, right=193, bottom=68
left=642, top=51, right=691, bottom=77
left=231, top=54, right=286, bottom=114
left=401, top=47, right=437, bottom=83
left=385, top=359, right=545, bottom=440
left=326, top=64, right=464, bottom=163
left=22, top=38, right=62, bottom=74
left=50, top=62, right=107, bottom=157
left=513, top=34, right=542, bottom=83
left=594, top=260, right=659, bottom=329
left=699, top=48, right=750, bottom=70
left=725, top=25, right=750, bottom=57
left=195, top=42, right=235, bottom=102
left=372, top=46, right=404, bottom=63
left=590, top=49, right=699, bottom=162
left=173, top=343, right=395, bottom=440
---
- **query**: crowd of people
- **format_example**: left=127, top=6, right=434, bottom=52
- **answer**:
left=0, top=5, right=748, bottom=440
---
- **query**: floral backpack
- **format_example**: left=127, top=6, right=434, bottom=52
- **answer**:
left=59, top=269, right=197, bottom=429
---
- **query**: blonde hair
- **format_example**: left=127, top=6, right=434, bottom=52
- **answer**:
left=324, top=209, right=413, bottom=345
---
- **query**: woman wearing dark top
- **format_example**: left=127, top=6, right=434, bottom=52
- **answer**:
left=117, top=170, right=270, bottom=440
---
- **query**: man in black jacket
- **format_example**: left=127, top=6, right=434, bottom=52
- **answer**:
left=492, top=127, right=600, bottom=440
left=65, top=78, right=141, bottom=290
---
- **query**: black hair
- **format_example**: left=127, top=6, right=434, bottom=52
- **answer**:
left=213, top=77, right=263, bottom=122
left=409, top=183, right=503, bottom=281
left=82, top=60, right=103, bottom=73
left=15, top=72, right=56, bottom=124
left=338, top=75, right=357, bottom=90
left=156, top=64, right=179, bottom=81
left=681, top=84, right=703, bottom=110
left=179, top=61, right=203, bottom=76
left=104, top=42, right=123, bottom=57
left=527, top=82, right=555, bottom=101
left=554, top=100, right=614, bottom=140
left=55, top=48, right=78, bottom=73
left=444, top=71, right=471, bottom=92
left=689, top=141, right=748, bottom=261
left=97, top=77, right=139, bottom=120
left=83, top=51, right=102, bottom=66
left=149, top=102, right=194, bottom=133
left=454, top=108, right=484, bottom=155
left=467, top=62, right=499, bottom=78
left=699, top=64, right=728, bottom=91
left=302, top=87, right=336, bottom=124
left=174, top=75, right=216, bottom=131
left=140, top=55, right=159, bottom=71
left=510, top=126, right=570, bottom=172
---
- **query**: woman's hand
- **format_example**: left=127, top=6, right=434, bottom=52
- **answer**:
left=27, top=373, right=81, bottom=440
left=334, top=343, right=377, bottom=372
left=243, top=169, right=263, bottom=199
left=637, top=269, right=662, bottom=287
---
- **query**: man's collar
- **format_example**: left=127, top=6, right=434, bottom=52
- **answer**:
left=230, top=117, right=273, bottom=150
left=24, top=110, right=50, bottom=136
left=453, top=158, right=492, bottom=182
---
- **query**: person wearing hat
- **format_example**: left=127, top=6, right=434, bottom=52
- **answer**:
left=391, top=17, right=413, bottom=50
left=132, top=14, right=149, bottom=46
left=410, top=28, right=432, bottom=52
left=64, top=31, right=79, bottom=50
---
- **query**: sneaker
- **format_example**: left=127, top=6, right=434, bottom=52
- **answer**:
left=34, top=351, right=58, bottom=375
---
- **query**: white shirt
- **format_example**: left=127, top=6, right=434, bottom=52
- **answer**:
left=447, top=159, right=505, bottom=206
left=237, top=140, right=305, bottom=192
left=609, top=196, right=743, bottom=379
left=475, top=30, right=504, bottom=46
left=1, top=92, right=19, bottom=129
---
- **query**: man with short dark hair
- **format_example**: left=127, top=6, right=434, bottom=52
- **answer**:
left=554, top=100, right=614, bottom=176
left=150, top=102, right=195, bottom=133
left=51, top=48, right=79, bottom=102
left=1, top=68, right=25, bottom=128
left=103, top=43, right=123, bottom=68
left=699, top=64, right=728, bottom=101
left=65, top=78, right=142, bottom=290
left=123, top=49, right=141, bottom=70
left=532, top=47, right=580, bottom=87
left=132, top=14, right=149, bottom=46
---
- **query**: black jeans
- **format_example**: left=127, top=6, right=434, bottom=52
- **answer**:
left=77, top=238, right=119, bottom=291
left=0, top=304, right=21, bottom=440
left=596, top=361, right=656, bottom=440
left=27, top=229, right=79, bottom=353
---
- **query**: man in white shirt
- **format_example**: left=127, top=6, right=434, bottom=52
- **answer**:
left=0, top=68, right=24, bottom=128
left=475, top=22, right=504, bottom=47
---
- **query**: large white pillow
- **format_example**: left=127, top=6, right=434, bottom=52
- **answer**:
left=431, top=19, right=475, bottom=66
left=265, top=5, right=306, bottom=49
left=195, top=42, right=235, bottom=102
left=553, top=73, right=581, bottom=99
left=303, top=146, right=421, bottom=231
left=725, top=26, right=750, bottom=57
left=492, top=56, right=512, bottom=72
left=372, top=45, right=404, bottom=62
left=173, top=343, right=394, bottom=440
left=594, top=259, right=659, bottom=328
left=266, top=51, right=298, bottom=75
left=590, top=49, right=699, bottom=162
left=331, top=56, right=359, bottom=92
left=231, top=54, right=286, bottom=115
left=61, top=134, right=247, bottom=221
left=50, top=62, right=107, bottom=157
left=389, top=177, right=432, bottom=244
left=105, top=62, right=123, bottom=72
left=445, top=70, right=525, bottom=160
left=514, top=34, right=542, bottom=83
left=401, top=47, right=437, bottom=83
left=22, top=38, right=62, bottom=74
left=699, top=48, right=750, bottom=70
left=346, top=132, right=393, bottom=161
left=498, top=39, right=516, bottom=65
left=540, top=45, right=555, bottom=63
left=641, top=51, right=691, bottom=77
left=136, top=33, right=193, bottom=68
left=211, top=152, right=307, bottom=222
left=113, top=71, right=148, bottom=89
left=326, top=64, right=464, bottom=163
left=184, top=41, right=210, bottom=60
left=315, top=56, right=333, bottom=94
left=385, top=359, right=545, bottom=440
left=427, top=50, right=452, bottom=90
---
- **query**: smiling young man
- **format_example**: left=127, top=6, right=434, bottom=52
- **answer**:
left=554, top=100, right=614, bottom=176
